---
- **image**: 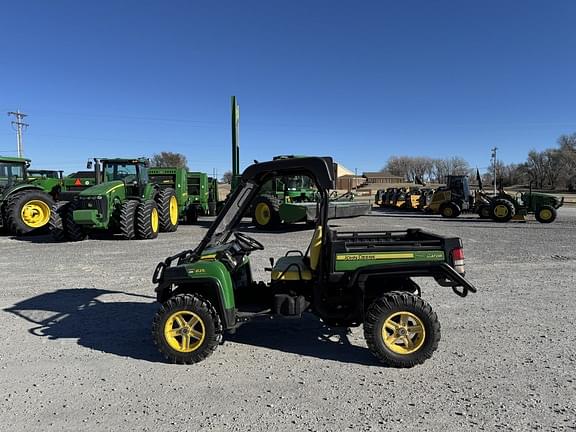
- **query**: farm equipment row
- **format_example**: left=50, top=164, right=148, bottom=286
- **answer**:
left=376, top=175, right=564, bottom=223
left=0, top=155, right=222, bottom=239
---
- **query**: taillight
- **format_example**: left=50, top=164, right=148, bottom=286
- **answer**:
left=451, top=247, right=465, bottom=274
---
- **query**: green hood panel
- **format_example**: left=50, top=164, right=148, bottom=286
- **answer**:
left=79, top=180, right=124, bottom=196
left=185, top=260, right=235, bottom=309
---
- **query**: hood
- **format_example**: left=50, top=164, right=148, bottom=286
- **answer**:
left=79, top=180, right=124, bottom=197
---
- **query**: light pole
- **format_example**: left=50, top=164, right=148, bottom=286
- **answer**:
left=491, top=147, right=498, bottom=195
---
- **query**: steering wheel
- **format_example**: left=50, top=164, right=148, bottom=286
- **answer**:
left=234, top=232, right=264, bottom=252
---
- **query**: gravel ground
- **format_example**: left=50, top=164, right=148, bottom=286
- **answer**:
left=1, top=208, right=575, bottom=431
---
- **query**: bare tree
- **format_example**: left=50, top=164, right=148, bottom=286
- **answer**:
left=221, top=171, right=233, bottom=184
left=151, top=152, right=188, bottom=169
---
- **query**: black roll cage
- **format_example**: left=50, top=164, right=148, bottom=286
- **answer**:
left=170, top=157, right=335, bottom=269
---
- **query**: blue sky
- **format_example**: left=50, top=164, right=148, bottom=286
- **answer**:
left=1, top=1, right=575, bottom=176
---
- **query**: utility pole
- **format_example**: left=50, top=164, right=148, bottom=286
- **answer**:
left=491, top=147, right=498, bottom=195
left=7, top=110, right=29, bottom=158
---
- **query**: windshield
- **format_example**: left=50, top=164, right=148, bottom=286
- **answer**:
left=28, top=170, right=59, bottom=179
left=0, top=162, right=26, bottom=184
left=206, top=181, right=257, bottom=248
left=104, top=163, right=137, bottom=182
left=285, top=176, right=314, bottom=191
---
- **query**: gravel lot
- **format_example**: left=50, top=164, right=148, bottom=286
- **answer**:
left=1, top=208, right=575, bottom=431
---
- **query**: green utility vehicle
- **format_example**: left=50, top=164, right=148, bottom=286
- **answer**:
left=148, top=167, right=220, bottom=224
left=151, top=156, right=476, bottom=367
left=0, top=156, right=56, bottom=235
left=50, top=158, right=179, bottom=241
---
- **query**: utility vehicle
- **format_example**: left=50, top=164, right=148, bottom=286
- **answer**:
left=151, top=157, right=476, bottom=367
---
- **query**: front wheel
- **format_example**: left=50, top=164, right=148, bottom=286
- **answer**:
left=439, top=202, right=461, bottom=218
left=535, top=205, right=557, bottom=223
left=152, top=294, right=223, bottom=364
left=364, top=292, right=440, bottom=368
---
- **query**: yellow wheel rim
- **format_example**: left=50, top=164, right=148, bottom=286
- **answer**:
left=382, top=311, right=426, bottom=355
left=443, top=207, right=453, bottom=217
left=20, top=200, right=51, bottom=228
left=164, top=311, right=206, bottom=353
left=494, top=205, right=509, bottom=218
left=255, top=202, right=271, bottom=226
left=539, top=209, right=552, bottom=221
left=169, top=196, right=178, bottom=225
left=151, top=207, right=159, bottom=233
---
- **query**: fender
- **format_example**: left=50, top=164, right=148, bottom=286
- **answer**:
left=3, top=183, right=44, bottom=199
left=347, top=262, right=477, bottom=297
left=154, top=263, right=236, bottom=330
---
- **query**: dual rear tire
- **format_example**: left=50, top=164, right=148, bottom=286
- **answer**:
left=120, top=199, right=162, bottom=239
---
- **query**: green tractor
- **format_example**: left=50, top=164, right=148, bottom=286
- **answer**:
left=229, top=97, right=368, bottom=230
left=428, top=175, right=563, bottom=223
left=50, top=158, right=179, bottom=241
left=487, top=185, right=564, bottom=223
left=0, top=156, right=56, bottom=235
left=151, top=156, right=476, bottom=367
left=148, top=167, right=221, bottom=224
left=27, top=169, right=64, bottom=200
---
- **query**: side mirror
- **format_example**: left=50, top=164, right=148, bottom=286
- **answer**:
left=87, top=160, right=93, bottom=169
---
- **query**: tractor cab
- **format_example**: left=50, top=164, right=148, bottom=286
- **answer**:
left=0, top=157, right=29, bottom=190
left=98, top=159, right=149, bottom=197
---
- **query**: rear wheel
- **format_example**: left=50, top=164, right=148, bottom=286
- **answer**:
left=439, top=202, right=461, bottom=218
left=364, top=291, right=441, bottom=368
left=535, top=205, right=557, bottom=223
left=156, top=188, right=179, bottom=232
left=152, top=293, right=222, bottom=364
left=491, top=199, right=515, bottom=222
left=119, top=200, right=139, bottom=239
left=252, top=196, right=280, bottom=229
left=136, top=200, right=159, bottom=239
left=6, top=190, right=55, bottom=235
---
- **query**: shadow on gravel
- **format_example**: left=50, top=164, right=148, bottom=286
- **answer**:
left=4, top=288, right=163, bottom=363
left=228, top=315, right=382, bottom=366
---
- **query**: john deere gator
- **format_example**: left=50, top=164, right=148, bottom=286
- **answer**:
left=0, top=156, right=56, bottom=235
left=151, top=156, right=477, bottom=367
left=50, top=158, right=179, bottom=241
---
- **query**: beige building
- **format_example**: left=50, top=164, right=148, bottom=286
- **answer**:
left=362, top=172, right=405, bottom=184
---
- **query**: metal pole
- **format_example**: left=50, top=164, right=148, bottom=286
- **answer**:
left=491, top=147, right=498, bottom=195
left=7, top=110, right=29, bottom=158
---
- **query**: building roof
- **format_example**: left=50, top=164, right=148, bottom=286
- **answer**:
left=363, top=172, right=404, bottom=179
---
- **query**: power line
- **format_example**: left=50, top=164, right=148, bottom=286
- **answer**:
left=7, top=110, right=29, bottom=158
